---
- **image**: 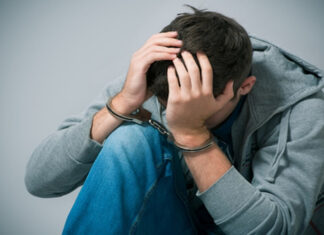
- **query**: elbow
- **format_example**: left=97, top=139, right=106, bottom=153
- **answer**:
left=24, top=164, right=57, bottom=198
left=250, top=199, right=308, bottom=234
left=24, top=166, right=81, bottom=198
left=24, top=177, right=40, bottom=197
left=218, top=195, right=306, bottom=234
left=24, top=173, right=63, bottom=198
left=24, top=149, right=63, bottom=198
left=24, top=171, right=48, bottom=198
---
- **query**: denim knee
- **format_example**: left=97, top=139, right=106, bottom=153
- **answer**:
left=63, top=123, right=193, bottom=235
left=98, top=122, right=175, bottom=173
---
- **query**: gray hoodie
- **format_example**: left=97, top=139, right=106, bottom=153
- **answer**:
left=25, top=36, right=324, bottom=234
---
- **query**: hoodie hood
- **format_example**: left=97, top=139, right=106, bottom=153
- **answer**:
left=248, top=36, right=324, bottom=127
left=231, top=36, right=324, bottom=178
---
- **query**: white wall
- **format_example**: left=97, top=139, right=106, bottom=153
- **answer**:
left=1, top=0, right=323, bottom=234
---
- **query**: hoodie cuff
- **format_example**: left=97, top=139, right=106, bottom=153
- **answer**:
left=197, top=166, right=257, bottom=224
left=65, top=115, right=103, bottom=164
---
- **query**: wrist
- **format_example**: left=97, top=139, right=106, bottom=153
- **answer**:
left=172, top=129, right=211, bottom=149
left=111, top=93, right=139, bottom=115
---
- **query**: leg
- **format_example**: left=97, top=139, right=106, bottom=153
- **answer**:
left=63, top=123, right=197, bottom=235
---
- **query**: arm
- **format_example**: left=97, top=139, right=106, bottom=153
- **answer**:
left=166, top=52, right=324, bottom=234
left=24, top=79, right=123, bottom=198
left=166, top=51, right=235, bottom=191
left=25, top=31, right=182, bottom=198
left=192, top=95, right=324, bottom=234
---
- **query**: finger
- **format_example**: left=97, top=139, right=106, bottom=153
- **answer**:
left=148, top=37, right=183, bottom=48
left=223, top=80, right=235, bottom=99
left=151, top=31, right=178, bottom=38
left=197, top=52, right=213, bottom=93
left=138, top=45, right=180, bottom=60
left=167, top=65, right=180, bottom=96
left=181, top=51, right=201, bottom=91
left=172, top=57, right=191, bottom=91
left=138, top=32, right=181, bottom=55
left=142, top=52, right=177, bottom=71
left=133, top=51, right=175, bottom=74
left=148, top=45, right=181, bottom=54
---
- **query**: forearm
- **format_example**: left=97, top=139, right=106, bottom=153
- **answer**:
left=180, top=133, right=316, bottom=234
left=90, top=94, right=134, bottom=144
left=179, top=134, right=232, bottom=192
left=196, top=166, right=287, bottom=234
left=181, top=137, right=286, bottom=234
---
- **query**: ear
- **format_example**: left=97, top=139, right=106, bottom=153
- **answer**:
left=238, top=76, right=256, bottom=95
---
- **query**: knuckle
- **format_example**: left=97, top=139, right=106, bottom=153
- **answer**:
left=183, top=74, right=190, bottom=81
left=202, top=89, right=212, bottom=97
left=149, top=45, right=158, bottom=52
left=144, top=38, right=152, bottom=45
left=181, top=94, right=191, bottom=102
left=190, top=65, right=199, bottom=74
left=205, top=65, right=213, bottom=74
left=170, top=96, right=180, bottom=104
left=192, top=90, right=201, bottom=98
left=146, top=37, right=156, bottom=46
left=145, top=41, right=154, bottom=49
left=150, top=33, right=159, bottom=39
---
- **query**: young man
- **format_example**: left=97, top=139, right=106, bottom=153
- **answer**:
left=25, top=7, right=324, bottom=235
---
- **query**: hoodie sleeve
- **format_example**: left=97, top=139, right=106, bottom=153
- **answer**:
left=197, top=91, right=324, bottom=234
left=25, top=77, right=124, bottom=198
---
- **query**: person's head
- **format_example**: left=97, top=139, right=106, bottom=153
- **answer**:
left=147, top=5, right=253, bottom=102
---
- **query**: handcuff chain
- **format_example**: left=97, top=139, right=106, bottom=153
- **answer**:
left=148, top=119, right=171, bottom=137
left=106, top=99, right=215, bottom=153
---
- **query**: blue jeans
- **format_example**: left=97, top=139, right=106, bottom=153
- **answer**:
left=63, top=123, right=220, bottom=234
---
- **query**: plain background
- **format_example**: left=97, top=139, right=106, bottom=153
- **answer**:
left=1, top=0, right=323, bottom=234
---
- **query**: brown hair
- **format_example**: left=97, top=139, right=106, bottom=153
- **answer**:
left=147, top=5, right=252, bottom=101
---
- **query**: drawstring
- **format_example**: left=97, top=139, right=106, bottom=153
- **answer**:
left=266, top=108, right=292, bottom=183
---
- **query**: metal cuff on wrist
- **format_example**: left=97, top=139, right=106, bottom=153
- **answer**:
left=106, top=98, right=146, bottom=124
left=171, top=134, right=216, bottom=153
left=105, top=97, right=216, bottom=153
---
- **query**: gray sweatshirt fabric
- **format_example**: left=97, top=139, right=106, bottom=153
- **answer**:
left=25, top=36, right=324, bottom=234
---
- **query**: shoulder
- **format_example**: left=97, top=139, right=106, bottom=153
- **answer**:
left=289, top=91, right=324, bottom=137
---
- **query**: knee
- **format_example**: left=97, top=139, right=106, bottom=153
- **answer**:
left=103, top=123, right=161, bottom=150
left=98, top=123, right=171, bottom=168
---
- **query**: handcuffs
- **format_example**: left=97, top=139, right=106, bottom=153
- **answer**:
left=106, top=98, right=216, bottom=153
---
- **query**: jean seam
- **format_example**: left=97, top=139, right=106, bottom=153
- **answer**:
left=129, top=161, right=165, bottom=235
left=172, top=155, right=199, bottom=234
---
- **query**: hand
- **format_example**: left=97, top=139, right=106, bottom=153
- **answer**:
left=166, top=51, right=234, bottom=146
left=113, top=31, right=182, bottom=114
